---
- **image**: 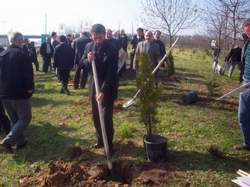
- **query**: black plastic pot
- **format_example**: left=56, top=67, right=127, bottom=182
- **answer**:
left=144, top=135, right=168, bottom=162
left=182, top=91, right=198, bottom=104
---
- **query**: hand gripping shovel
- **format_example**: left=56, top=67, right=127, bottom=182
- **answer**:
left=91, top=60, right=124, bottom=184
left=122, top=37, right=179, bottom=108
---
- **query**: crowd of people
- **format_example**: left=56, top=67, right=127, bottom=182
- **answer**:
left=0, top=24, right=167, bottom=156
left=0, top=18, right=249, bottom=157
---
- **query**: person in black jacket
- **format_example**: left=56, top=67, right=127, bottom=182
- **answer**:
left=80, top=24, right=118, bottom=157
left=30, top=41, right=39, bottom=71
left=53, top=35, right=74, bottom=95
left=226, top=46, right=242, bottom=77
left=130, top=28, right=145, bottom=69
left=153, top=30, right=166, bottom=67
left=72, top=31, right=92, bottom=89
left=0, top=31, right=34, bottom=154
left=40, top=37, right=54, bottom=74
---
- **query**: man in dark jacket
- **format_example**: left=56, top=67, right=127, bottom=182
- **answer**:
left=72, top=31, right=92, bottom=89
left=226, top=46, right=242, bottom=77
left=130, top=28, right=145, bottom=69
left=53, top=35, right=74, bottom=95
left=80, top=24, right=118, bottom=157
left=40, top=36, right=54, bottom=74
left=153, top=30, right=166, bottom=67
left=30, top=41, right=39, bottom=71
left=0, top=31, right=34, bottom=154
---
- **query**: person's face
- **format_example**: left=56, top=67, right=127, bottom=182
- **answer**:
left=53, top=34, right=57, bottom=38
left=244, top=26, right=250, bottom=38
left=46, top=38, right=51, bottom=43
left=31, top=42, right=34, bottom=46
left=145, top=31, right=152, bottom=43
left=17, top=36, right=24, bottom=48
left=106, top=30, right=112, bottom=40
left=137, top=30, right=143, bottom=38
left=154, top=31, right=161, bottom=40
left=121, top=30, right=124, bottom=35
left=24, top=39, right=29, bottom=44
left=92, top=33, right=105, bottom=48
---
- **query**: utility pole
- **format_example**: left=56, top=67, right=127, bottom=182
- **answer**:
left=45, top=13, right=47, bottom=34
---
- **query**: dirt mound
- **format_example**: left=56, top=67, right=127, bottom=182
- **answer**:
left=19, top=144, right=188, bottom=187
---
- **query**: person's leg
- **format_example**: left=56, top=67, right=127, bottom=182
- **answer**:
left=34, top=60, right=39, bottom=71
left=0, top=100, right=10, bottom=135
left=154, top=69, right=159, bottom=87
left=228, top=61, right=236, bottom=77
left=130, top=53, right=134, bottom=69
left=2, top=100, right=31, bottom=146
left=237, top=82, right=250, bottom=149
left=80, top=67, right=88, bottom=89
left=74, top=64, right=81, bottom=89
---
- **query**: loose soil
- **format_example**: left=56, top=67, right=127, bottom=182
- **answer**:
left=19, top=142, right=190, bottom=187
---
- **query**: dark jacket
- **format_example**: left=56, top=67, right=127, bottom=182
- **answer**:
left=240, top=39, right=250, bottom=83
left=131, top=35, right=145, bottom=52
left=106, top=38, right=121, bottom=50
left=80, top=40, right=118, bottom=101
left=31, top=45, right=38, bottom=62
left=40, top=42, right=54, bottom=58
left=0, top=45, right=34, bottom=99
left=121, top=34, right=128, bottom=52
left=53, top=43, right=74, bottom=70
left=226, top=47, right=242, bottom=62
left=153, top=39, right=165, bottom=60
left=72, top=36, right=92, bottom=64
left=0, top=47, right=4, bottom=53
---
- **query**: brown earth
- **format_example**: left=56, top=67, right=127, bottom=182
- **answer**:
left=19, top=142, right=190, bottom=187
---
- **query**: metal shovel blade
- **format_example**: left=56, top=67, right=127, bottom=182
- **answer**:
left=106, top=169, right=124, bottom=184
left=122, top=98, right=135, bottom=108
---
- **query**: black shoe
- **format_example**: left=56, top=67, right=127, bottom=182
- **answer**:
left=16, top=140, right=27, bottom=150
left=64, top=89, right=70, bottom=96
left=90, top=142, right=104, bottom=149
left=104, top=148, right=114, bottom=158
left=74, top=87, right=79, bottom=90
left=60, top=89, right=64, bottom=94
left=0, top=141, right=14, bottom=154
left=80, top=87, right=85, bottom=89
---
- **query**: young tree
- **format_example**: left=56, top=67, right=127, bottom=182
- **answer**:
left=139, top=0, right=199, bottom=47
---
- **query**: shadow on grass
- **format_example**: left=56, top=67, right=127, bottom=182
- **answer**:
left=14, top=121, right=89, bottom=163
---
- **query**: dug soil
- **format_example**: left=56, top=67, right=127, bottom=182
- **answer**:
left=19, top=143, right=190, bottom=187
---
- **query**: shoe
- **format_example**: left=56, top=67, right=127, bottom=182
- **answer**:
left=80, top=87, right=85, bottom=89
left=16, top=140, right=27, bottom=150
left=0, top=141, right=14, bottom=154
left=104, top=148, right=114, bottom=158
left=234, top=144, right=250, bottom=151
left=74, top=87, right=79, bottom=90
left=90, top=142, right=104, bottom=149
left=60, top=89, right=64, bottom=94
left=64, top=89, right=70, bottom=96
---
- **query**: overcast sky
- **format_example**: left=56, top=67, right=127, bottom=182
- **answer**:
left=1, top=0, right=199, bottom=36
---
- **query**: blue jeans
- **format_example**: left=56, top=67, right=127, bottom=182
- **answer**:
left=1, top=99, right=31, bottom=146
left=239, top=81, right=250, bottom=147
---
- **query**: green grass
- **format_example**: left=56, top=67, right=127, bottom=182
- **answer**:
left=0, top=47, right=246, bottom=186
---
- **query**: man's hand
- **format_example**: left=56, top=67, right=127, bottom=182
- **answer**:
left=133, top=66, right=137, bottom=71
left=27, top=89, right=34, bottom=94
left=88, top=52, right=96, bottom=63
left=53, top=68, right=56, bottom=72
left=96, top=92, right=104, bottom=102
left=159, top=61, right=163, bottom=66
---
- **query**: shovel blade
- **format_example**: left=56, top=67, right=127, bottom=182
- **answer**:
left=122, top=98, right=135, bottom=108
left=106, top=173, right=124, bottom=184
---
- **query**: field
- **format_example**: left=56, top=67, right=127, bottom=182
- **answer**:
left=0, top=47, right=248, bottom=186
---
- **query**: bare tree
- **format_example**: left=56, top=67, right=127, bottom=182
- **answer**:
left=139, top=0, right=199, bottom=47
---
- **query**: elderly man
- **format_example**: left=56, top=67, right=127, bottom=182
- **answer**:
left=235, top=19, right=250, bottom=151
left=133, top=30, right=162, bottom=87
left=106, top=29, right=120, bottom=50
left=80, top=24, right=118, bottom=157
left=40, top=36, right=54, bottom=74
left=0, top=31, right=34, bottom=154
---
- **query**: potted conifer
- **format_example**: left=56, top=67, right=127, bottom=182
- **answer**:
left=136, top=52, right=168, bottom=162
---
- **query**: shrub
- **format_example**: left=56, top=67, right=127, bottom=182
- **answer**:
left=164, top=52, right=175, bottom=77
left=205, top=74, right=220, bottom=95
left=136, top=52, right=162, bottom=136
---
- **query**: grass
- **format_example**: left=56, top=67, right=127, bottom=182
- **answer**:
left=0, top=46, right=247, bottom=186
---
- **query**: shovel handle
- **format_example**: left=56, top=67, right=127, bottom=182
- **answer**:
left=92, top=60, right=113, bottom=170
left=152, top=37, right=179, bottom=74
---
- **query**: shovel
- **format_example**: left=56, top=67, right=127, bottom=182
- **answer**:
left=91, top=60, right=124, bottom=184
left=122, top=37, right=179, bottom=108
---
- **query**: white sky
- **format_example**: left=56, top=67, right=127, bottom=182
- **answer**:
left=0, top=0, right=199, bottom=36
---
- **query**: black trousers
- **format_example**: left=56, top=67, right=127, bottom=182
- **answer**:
left=42, top=54, right=51, bottom=72
left=73, top=64, right=88, bottom=89
left=58, top=69, right=70, bottom=91
left=0, top=100, right=11, bottom=135
left=91, top=95, right=114, bottom=149
left=32, top=60, right=39, bottom=71
left=130, top=53, right=135, bottom=69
